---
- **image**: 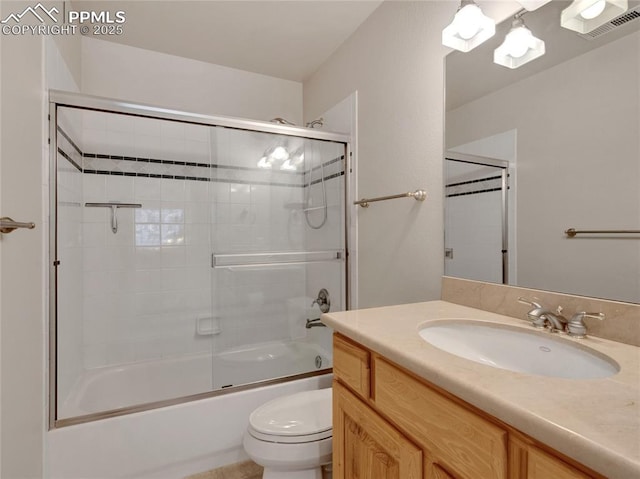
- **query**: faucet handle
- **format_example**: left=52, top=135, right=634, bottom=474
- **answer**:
left=518, top=297, right=542, bottom=309
left=567, top=312, right=605, bottom=338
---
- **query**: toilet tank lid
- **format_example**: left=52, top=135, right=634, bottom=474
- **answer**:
left=249, top=388, right=332, bottom=436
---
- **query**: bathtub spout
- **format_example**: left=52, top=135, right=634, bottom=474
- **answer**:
left=305, top=318, right=326, bottom=329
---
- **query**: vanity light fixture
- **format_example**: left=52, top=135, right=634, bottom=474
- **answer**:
left=494, top=13, right=545, bottom=69
left=561, top=0, right=628, bottom=33
left=442, top=0, right=496, bottom=52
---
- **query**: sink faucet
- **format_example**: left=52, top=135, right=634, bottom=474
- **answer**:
left=517, top=298, right=567, bottom=332
left=517, top=298, right=605, bottom=337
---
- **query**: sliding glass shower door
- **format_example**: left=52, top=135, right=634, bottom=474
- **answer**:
left=52, top=99, right=347, bottom=426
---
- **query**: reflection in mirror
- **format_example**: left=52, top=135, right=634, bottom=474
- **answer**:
left=444, top=1, right=639, bottom=303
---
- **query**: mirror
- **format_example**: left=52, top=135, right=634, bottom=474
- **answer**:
left=444, top=0, right=639, bottom=304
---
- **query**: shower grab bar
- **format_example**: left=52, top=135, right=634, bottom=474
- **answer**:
left=85, top=202, right=142, bottom=234
left=212, top=250, right=343, bottom=268
left=565, top=228, right=640, bottom=237
left=354, top=189, right=426, bottom=208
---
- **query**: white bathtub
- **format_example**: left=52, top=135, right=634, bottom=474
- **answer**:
left=49, top=340, right=332, bottom=478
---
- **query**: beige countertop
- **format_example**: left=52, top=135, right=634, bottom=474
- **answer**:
left=321, top=300, right=640, bottom=479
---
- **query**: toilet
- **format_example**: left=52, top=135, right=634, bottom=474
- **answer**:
left=243, top=387, right=332, bottom=479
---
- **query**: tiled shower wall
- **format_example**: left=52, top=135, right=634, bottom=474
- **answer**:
left=57, top=108, right=345, bottom=381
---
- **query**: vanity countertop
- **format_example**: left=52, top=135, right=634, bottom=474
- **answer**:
left=321, top=300, right=640, bottom=479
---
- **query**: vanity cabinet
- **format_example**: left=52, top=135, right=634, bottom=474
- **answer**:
left=332, top=334, right=604, bottom=479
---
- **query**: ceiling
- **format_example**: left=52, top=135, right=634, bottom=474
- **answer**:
left=70, top=0, right=384, bottom=82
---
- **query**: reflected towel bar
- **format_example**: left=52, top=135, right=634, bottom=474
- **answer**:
left=565, top=228, right=640, bottom=237
left=85, top=202, right=142, bottom=234
left=354, top=189, right=427, bottom=208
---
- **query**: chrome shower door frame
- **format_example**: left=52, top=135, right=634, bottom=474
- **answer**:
left=48, top=90, right=352, bottom=428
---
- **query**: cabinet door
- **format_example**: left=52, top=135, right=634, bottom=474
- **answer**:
left=333, top=380, right=422, bottom=479
left=430, top=463, right=457, bottom=479
left=528, top=446, right=593, bottom=479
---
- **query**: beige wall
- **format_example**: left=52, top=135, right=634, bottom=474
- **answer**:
left=81, top=37, right=304, bottom=123
left=303, top=1, right=519, bottom=308
left=0, top=2, right=46, bottom=476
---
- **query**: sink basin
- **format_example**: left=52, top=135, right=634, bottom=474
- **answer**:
left=418, top=320, right=619, bottom=379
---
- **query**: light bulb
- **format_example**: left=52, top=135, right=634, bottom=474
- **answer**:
left=580, top=0, right=606, bottom=19
left=454, top=4, right=483, bottom=39
left=280, top=160, right=296, bottom=171
left=505, top=27, right=532, bottom=58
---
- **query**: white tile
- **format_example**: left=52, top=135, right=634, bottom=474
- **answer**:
left=134, top=246, right=162, bottom=269
left=229, top=183, right=251, bottom=204
left=135, top=269, right=164, bottom=293
left=160, top=120, right=186, bottom=140
left=185, top=124, right=210, bottom=142
left=161, top=246, right=186, bottom=268
left=161, top=179, right=185, bottom=201
left=213, top=182, right=230, bottom=203
left=134, top=177, right=162, bottom=201
left=135, top=204, right=161, bottom=223
left=186, top=181, right=209, bottom=202
left=83, top=174, right=107, bottom=200
left=82, top=222, right=105, bottom=247
left=106, top=176, right=135, bottom=202
left=184, top=223, right=210, bottom=245
left=185, top=202, right=210, bottom=224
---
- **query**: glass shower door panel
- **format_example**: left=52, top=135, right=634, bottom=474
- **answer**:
left=210, top=128, right=346, bottom=390
left=55, top=106, right=215, bottom=421
left=444, top=159, right=505, bottom=283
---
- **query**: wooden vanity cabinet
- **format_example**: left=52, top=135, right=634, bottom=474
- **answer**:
left=332, top=334, right=604, bottom=479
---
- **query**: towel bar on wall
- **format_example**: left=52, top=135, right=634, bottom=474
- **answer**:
left=354, top=189, right=427, bottom=208
left=565, top=228, right=640, bottom=237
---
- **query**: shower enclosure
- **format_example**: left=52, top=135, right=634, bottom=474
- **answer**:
left=49, top=91, right=350, bottom=427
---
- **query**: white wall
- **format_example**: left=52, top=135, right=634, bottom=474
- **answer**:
left=446, top=31, right=640, bottom=303
left=81, top=37, right=304, bottom=124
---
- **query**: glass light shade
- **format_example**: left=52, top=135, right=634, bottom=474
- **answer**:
left=280, top=159, right=296, bottom=171
left=257, top=156, right=272, bottom=169
left=442, top=2, right=496, bottom=52
left=494, top=23, right=545, bottom=69
left=516, top=0, right=552, bottom=11
left=561, top=0, right=628, bottom=33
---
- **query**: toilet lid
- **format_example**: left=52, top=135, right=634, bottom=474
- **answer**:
left=249, top=388, right=332, bottom=439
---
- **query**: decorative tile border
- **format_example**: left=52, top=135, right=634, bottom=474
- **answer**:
left=57, top=127, right=344, bottom=187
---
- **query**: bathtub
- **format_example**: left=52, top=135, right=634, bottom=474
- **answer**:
left=49, top=340, right=332, bottom=479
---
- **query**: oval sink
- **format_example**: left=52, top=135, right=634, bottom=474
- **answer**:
left=418, top=320, right=619, bottom=379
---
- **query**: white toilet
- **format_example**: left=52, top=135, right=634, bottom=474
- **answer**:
left=243, top=388, right=333, bottom=479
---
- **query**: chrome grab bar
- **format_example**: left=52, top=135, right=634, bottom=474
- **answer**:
left=354, top=189, right=426, bottom=208
left=0, top=217, right=36, bottom=234
left=565, top=228, right=640, bottom=237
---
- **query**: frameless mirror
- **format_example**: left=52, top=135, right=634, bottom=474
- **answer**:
left=444, top=0, right=640, bottom=304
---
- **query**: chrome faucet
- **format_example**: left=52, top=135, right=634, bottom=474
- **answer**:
left=306, top=318, right=326, bottom=329
left=517, top=298, right=605, bottom=337
left=517, top=298, right=567, bottom=332
left=566, top=312, right=605, bottom=338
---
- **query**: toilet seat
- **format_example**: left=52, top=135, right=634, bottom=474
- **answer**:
left=247, top=388, right=332, bottom=444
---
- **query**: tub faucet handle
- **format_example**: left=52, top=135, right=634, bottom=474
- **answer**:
left=311, top=288, right=331, bottom=313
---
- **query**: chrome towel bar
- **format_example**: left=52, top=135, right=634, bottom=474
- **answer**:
left=354, top=189, right=426, bottom=208
left=565, top=228, right=640, bottom=237
left=0, top=217, right=36, bottom=234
